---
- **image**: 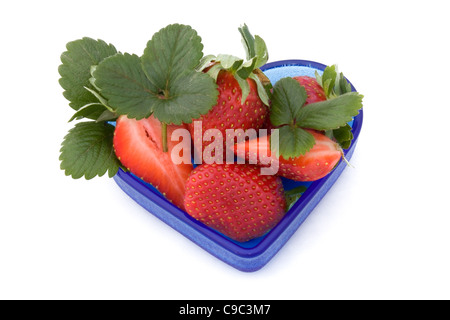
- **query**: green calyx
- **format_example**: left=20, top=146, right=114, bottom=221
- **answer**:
left=315, top=64, right=353, bottom=99
left=315, top=65, right=355, bottom=149
left=197, top=24, right=271, bottom=106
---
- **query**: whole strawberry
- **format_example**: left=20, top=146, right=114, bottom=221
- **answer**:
left=184, top=163, right=286, bottom=242
left=189, top=25, right=271, bottom=162
left=189, top=69, right=268, bottom=161
left=293, top=76, right=327, bottom=105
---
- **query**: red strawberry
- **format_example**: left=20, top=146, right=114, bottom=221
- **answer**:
left=184, top=163, right=286, bottom=242
left=113, top=115, right=193, bottom=209
left=235, top=129, right=342, bottom=181
left=188, top=70, right=268, bottom=161
left=293, top=76, right=327, bottom=105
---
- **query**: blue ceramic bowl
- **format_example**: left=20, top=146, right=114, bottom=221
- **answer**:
left=113, top=60, right=363, bottom=272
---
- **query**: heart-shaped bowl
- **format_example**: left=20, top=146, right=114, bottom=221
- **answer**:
left=113, top=59, right=363, bottom=272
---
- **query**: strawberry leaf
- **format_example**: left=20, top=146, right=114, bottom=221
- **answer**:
left=141, top=24, right=205, bottom=88
left=238, top=24, right=268, bottom=68
left=270, top=77, right=307, bottom=126
left=268, top=76, right=363, bottom=158
left=93, top=24, right=218, bottom=124
left=254, top=35, right=269, bottom=68
left=60, top=122, right=120, bottom=179
left=327, top=124, right=353, bottom=149
left=59, top=37, right=117, bottom=111
left=249, top=72, right=271, bottom=106
left=151, top=71, right=219, bottom=125
left=236, top=57, right=257, bottom=79
left=68, top=103, right=105, bottom=122
left=320, top=65, right=337, bottom=98
left=297, top=92, right=363, bottom=130
left=316, top=65, right=353, bottom=98
left=215, top=54, right=244, bottom=71
left=285, top=185, right=308, bottom=210
left=93, top=53, right=158, bottom=119
left=336, top=72, right=352, bottom=96
left=273, top=126, right=315, bottom=159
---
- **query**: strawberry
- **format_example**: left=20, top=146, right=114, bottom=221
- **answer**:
left=113, top=115, right=193, bottom=209
left=292, top=76, right=327, bottom=105
left=188, top=25, right=271, bottom=162
left=235, top=129, right=342, bottom=181
left=188, top=69, right=268, bottom=161
left=184, top=163, right=286, bottom=242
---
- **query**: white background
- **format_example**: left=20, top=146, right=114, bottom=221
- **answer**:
left=1, top=0, right=449, bottom=300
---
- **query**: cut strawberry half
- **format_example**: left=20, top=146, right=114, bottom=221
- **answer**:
left=235, top=129, right=342, bottom=181
left=113, top=115, right=193, bottom=209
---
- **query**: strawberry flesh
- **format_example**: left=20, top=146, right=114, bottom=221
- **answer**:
left=114, top=115, right=193, bottom=209
left=184, top=163, right=286, bottom=242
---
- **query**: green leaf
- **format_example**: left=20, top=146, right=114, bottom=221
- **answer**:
left=68, top=103, right=106, bottom=122
left=196, top=54, right=216, bottom=71
left=59, top=37, right=117, bottom=111
left=329, top=124, right=354, bottom=149
left=285, top=185, right=308, bottom=211
left=93, top=53, right=157, bottom=119
left=234, top=75, right=251, bottom=105
left=95, top=109, right=118, bottom=123
left=151, top=71, right=219, bottom=125
left=296, top=92, right=363, bottom=130
left=215, top=54, right=243, bottom=71
left=267, top=75, right=362, bottom=158
left=316, top=65, right=353, bottom=98
left=337, top=72, right=352, bottom=95
left=238, top=24, right=268, bottom=68
left=94, top=24, right=218, bottom=124
left=254, top=35, right=269, bottom=68
left=94, top=52, right=218, bottom=124
left=321, top=65, right=337, bottom=97
left=83, top=86, right=113, bottom=112
left=236, top=57, right=257, bottom=79
left=239, top=24, right=256, bottom=61
left=272, top=126, right=316, bottom=159
left=249, top=72, right=270, bottom=106
left=270, top=77, right=307, bottom=127
left=141, top=24, right=204, bottom=90
left=205, top=63, right=222, bottom=81
left=60, top=122, right=120, bottom=179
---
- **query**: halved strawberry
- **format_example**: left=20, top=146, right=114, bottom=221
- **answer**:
left=113, top=115, right=193, bottom=209
left=184, top=163, right=286, bottom=242
left=235, top=129, right=342, bottom=181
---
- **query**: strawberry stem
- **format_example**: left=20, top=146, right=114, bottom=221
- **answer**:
left=339, top=146, right=353, bottom=168
left=162, top=122, right=168, bottom=153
